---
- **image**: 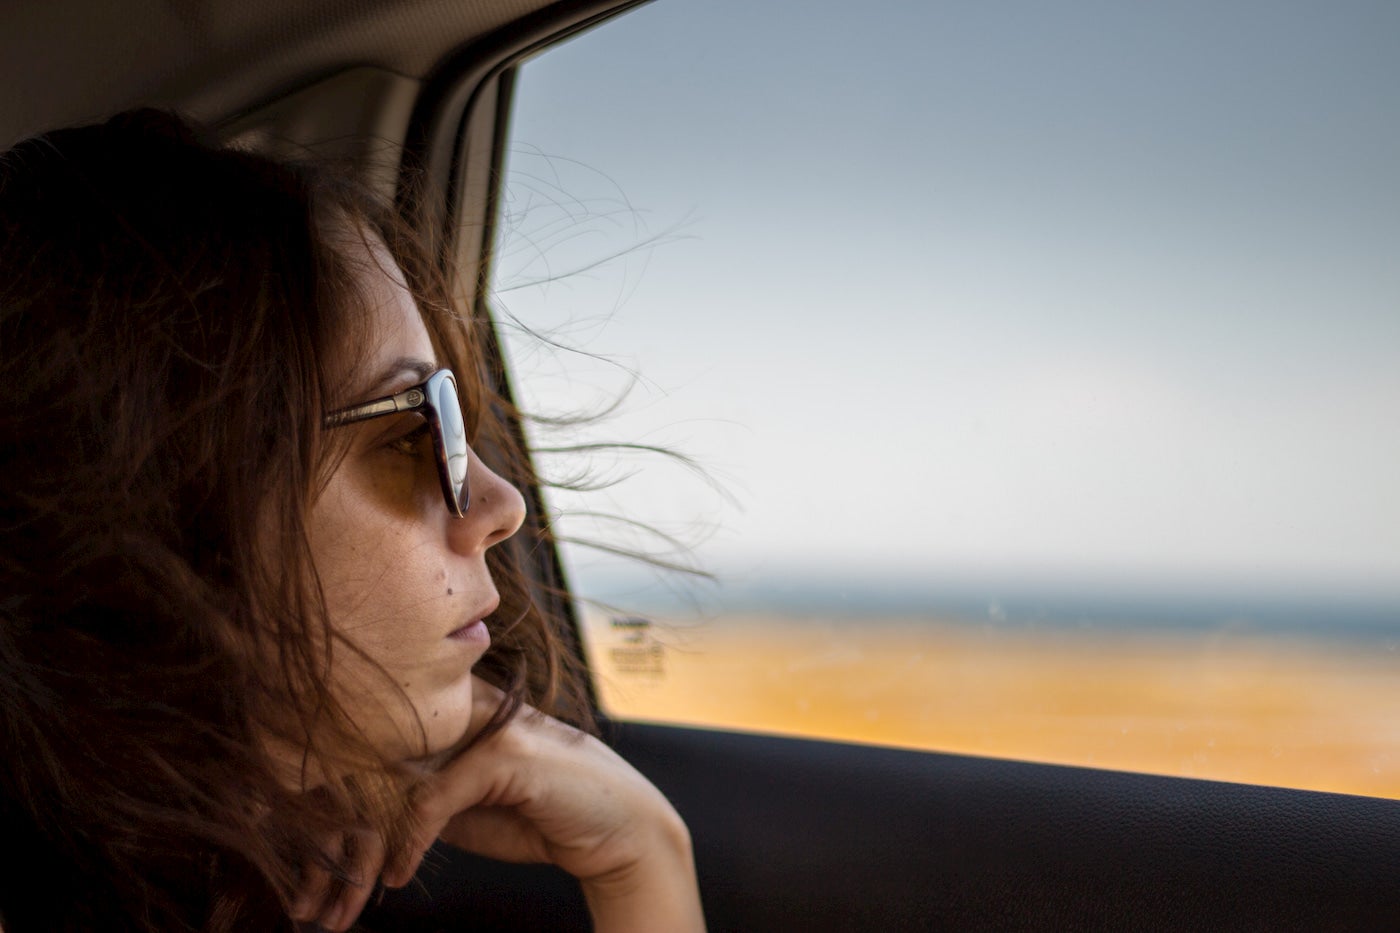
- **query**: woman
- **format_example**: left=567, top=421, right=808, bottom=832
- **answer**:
left=0, top=109, right=704, bottom=932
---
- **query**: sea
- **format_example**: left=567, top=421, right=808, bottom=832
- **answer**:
left=571, top=569, right=1400, bottom=644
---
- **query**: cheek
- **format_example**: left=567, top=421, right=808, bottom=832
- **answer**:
left=307, top=464, right=475, bottom=756
left=308, top=482, right=447, bottom=663
left=321, top=537, right=449, bottom=654
left=340, top=565, right=451, bottom=662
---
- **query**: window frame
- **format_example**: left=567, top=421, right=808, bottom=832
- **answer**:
left=397, top=0, right=657, bottom=715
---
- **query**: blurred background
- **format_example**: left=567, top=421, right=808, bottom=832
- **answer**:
left=490, top=0, right=1400, bottom=797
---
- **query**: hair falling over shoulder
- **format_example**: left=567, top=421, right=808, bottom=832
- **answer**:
left=0, top=109, right=592, bottom=932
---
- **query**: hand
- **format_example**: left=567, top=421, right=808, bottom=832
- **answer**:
left=298, top=676, right=705, bottom=933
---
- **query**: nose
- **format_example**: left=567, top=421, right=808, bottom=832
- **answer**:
left=448, top=447, right=526, bottom=555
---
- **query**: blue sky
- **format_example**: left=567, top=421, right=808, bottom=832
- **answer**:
left=491, top=0, right=1400, bottom=599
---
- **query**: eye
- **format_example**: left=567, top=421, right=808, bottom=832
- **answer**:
left=384, top=420, right=433, bottom=459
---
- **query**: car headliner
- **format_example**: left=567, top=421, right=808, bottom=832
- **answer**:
left=0, top=0, right=562, bottom=147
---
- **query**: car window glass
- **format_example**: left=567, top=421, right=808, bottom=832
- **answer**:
left=492, top=0, right=1400, bottom=798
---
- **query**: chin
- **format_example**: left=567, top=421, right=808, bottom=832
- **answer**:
left=407, top=688, right=477, bottom=761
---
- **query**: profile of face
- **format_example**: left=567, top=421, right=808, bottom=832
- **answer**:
left=306, top=231, right=526, bottom=761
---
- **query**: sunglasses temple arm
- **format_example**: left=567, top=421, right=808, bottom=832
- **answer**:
left=324, top=386, right=427, bottom=428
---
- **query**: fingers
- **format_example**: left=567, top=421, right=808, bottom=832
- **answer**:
left=383, top=834, right=429, bottom=890
left=291, top=828, right=385, bottom=932
left=289, top=677, right=524, bottom=918
left=326, top=829, right=384, bottom=932
left=287, top=673, right=705, bottom=931
left=329, top=676, right=514, bottom=893
left=290, top=829, right=340, bottom=923
left=383, top=762, right=499, bottom=887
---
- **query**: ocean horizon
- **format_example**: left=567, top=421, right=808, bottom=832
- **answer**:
left=570, top=569, right=1400, bottom=642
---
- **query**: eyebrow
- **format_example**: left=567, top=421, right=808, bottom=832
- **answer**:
left=367, top=356, right=438, bottom=396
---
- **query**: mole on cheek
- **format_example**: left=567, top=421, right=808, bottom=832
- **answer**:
left=446, top=588, right=453, bottom=596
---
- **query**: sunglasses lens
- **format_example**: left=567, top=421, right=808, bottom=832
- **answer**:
left=436, top=374, right=469, bottom=512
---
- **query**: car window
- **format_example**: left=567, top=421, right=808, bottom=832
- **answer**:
left=491, top=0, right=1400, bottom=799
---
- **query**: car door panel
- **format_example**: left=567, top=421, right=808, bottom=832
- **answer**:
left=369, top=720, right=1400, bottom=931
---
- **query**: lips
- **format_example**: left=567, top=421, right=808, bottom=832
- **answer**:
left=447, top=593, right=499, bottom=641
left=447, top=619, right=489, bottom=644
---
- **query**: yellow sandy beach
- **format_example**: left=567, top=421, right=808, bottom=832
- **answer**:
left=580, top=610, right=1400, bottom=800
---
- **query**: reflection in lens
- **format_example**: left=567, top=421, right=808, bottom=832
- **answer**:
left=438, top=374, right=469, bottom=509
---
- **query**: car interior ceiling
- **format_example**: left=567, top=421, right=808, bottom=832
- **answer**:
left=0, top=0, right=563, bottom=148
left=5, top=1, right=1400, bottom=930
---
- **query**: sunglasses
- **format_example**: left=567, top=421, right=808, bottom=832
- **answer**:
left=323, top=368, right=470, bottom=517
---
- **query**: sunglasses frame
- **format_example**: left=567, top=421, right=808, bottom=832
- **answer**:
left=323, top=368, right=470, bottom=517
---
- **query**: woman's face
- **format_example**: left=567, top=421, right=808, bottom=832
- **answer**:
left=306, top=232, right=525, bottom=761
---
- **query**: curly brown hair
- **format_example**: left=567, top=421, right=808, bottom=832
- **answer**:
left=0, top=109, right=591, bottom=931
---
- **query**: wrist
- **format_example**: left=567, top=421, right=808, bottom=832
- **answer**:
left=580, top=809, right=704, bottom=933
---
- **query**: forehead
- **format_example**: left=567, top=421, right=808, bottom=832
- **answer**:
left=334, top=226, right=436, bottom=392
